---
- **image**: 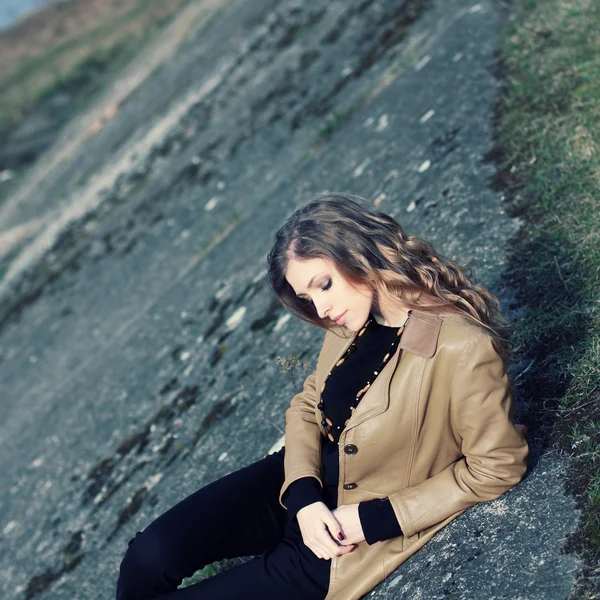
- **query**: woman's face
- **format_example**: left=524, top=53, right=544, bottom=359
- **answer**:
left=284, top=256, right=373, bottom=332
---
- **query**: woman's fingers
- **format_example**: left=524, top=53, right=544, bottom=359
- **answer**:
left=306, top=523, right=351, bottom=559
left=296, top=501, right=356, bottom=559
left=323, top=512, right=345, bottom=543
left=321, top=514, right=354, bottom=556
left=305, top=524, right=336, bottom=557
left=319, top=524, right=344, bottom=556
left=316, top=524, right=354, bottom=559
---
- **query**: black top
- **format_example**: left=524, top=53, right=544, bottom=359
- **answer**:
left=282, top=313, right=404, bottom=545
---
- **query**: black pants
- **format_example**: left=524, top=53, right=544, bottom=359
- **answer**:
left=115, top=448, right=331, bottom=599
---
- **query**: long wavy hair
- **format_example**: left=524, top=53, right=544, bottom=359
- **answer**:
left=267, top=192, right=510, bottom=362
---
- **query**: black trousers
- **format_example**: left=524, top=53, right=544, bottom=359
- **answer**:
left=115, top=448, right=331, bottom=599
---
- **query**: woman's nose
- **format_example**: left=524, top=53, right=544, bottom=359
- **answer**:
left=314, top=299, right=331, bottom=320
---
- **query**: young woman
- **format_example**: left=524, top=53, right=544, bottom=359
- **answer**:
left=115, top=193, right=528, bottom=600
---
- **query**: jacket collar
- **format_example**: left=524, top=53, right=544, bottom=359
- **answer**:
left=321, top=310, right=443, bottom=431
left=398, top=309, right=442, bottom=358
left=330, top=309, right=442, bottom=359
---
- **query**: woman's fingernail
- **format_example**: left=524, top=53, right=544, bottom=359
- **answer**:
left=338, top=532, right=344, bottom=541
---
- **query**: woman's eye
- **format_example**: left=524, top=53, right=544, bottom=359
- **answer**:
left=298, top=279, right=331, bottom=303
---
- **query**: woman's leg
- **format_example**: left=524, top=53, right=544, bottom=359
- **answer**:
left=150, top=533, right=330, bottom=600
left=148, top=486, right=332, bottom=600
left=115, top=449, right=290, bottom=600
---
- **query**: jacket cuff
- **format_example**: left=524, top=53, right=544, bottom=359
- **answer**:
left=358, top=498, right=403, bottom=545
left=282, top=477, right=323, bottom=520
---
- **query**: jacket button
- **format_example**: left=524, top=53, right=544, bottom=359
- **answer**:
left=343, top=482, right=357, bottom=490
left=344, top=444, right=358, bottom=455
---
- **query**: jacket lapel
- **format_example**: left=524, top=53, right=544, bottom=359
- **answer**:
left=317, top=310, right=443, bottom=428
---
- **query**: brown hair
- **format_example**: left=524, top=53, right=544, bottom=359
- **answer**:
left=266, top=192, right=510, bottom=362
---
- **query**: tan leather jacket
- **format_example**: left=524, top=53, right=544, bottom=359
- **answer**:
left=279, top=310, right=529, bottom=600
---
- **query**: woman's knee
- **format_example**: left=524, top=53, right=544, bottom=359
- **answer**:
left=116, top=529, right=166, bottom=599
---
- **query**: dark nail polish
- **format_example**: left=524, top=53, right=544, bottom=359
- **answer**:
left=338, top=532, right=344, bottom=541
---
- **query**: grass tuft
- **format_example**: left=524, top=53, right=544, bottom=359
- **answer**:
left=494, top=0, right=600, bottom=594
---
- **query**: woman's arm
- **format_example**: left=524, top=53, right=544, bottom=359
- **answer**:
left=282, top=477, right=323, bottom=520
left=387, top=333, right=529, bottom=539
left=278, top=359, right=358, bottom=559
left=278, top=369, right=325, bottom=508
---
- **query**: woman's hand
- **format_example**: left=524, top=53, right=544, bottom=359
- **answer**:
left=332, top=503, right=365, bottom=545
left=296, top=502, right=356, bottom=559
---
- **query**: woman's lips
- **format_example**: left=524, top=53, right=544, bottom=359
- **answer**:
left=335, top=311, right=347, bottom=325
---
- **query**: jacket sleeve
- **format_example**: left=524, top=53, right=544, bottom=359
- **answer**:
left=387, top=333, right=529, bottom=539
left=278, top=368, right=325, bottom=508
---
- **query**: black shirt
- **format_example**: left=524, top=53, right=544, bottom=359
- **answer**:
left=283, top=313, right=404, bottom=545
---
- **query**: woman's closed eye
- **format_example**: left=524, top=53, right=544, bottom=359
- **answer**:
left=313, top=279, right=332, bottom=301
left=299, top=279, right=332, bottom=303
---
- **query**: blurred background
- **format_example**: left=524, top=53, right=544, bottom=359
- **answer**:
left=0, top=0, right=55, bottom=30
